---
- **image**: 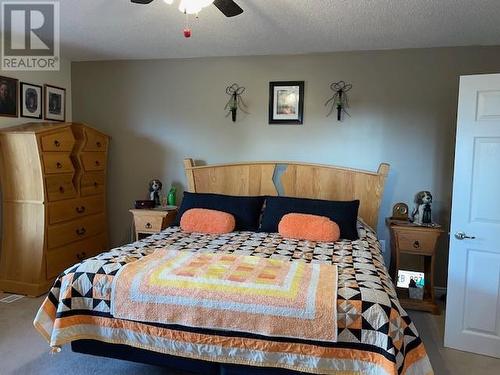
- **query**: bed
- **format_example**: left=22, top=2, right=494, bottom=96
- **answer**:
left=34, top=159, right=433, bottom=375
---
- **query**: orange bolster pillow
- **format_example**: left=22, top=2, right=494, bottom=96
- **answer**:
left=278, top=213, right=340, bottom=242
left=180, top=208, right=236, bottom=234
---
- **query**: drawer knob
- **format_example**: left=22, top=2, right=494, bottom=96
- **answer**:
left=95, top=160, right=100, bottom=166
left=76, top=206, right=86, bottom=214
left=145, top=222, right=152, bottom=229
left=96, top=141, right=102, bottom=148
left=93, top=182, right=99, bottom=188
left=56, top=162, right=62, bottom=169
left=59, top=186, right=65, bottom=193
left=413, top=240, right=420, bottom=249
left=76, top=227, right=86, bottom=236
left=54, top=140, right=60, bottom=147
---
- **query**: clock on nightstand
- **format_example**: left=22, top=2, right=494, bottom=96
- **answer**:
left=392, top=202, right=409, bottom=220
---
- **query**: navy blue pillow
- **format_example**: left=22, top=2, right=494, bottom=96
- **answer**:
left=259, top=196, right=360, bottom=240
left=172, top=192, right=265, bottom=231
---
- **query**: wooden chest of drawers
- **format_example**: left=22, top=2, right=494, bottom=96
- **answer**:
left=0, top=122, right=110, bottom=296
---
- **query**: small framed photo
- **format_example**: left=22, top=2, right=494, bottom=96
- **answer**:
left=0, top=76, right=19, bottom=118
left=44, top=84, right=66, bottom=122
left=20, top=82, right=43, bottom=119
left=269, top=81, right=304, bottom=125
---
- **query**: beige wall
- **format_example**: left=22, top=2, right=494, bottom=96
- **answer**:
left=71, top=46, right=500, bottom=287
left=0, top=58, right=72, bottom=127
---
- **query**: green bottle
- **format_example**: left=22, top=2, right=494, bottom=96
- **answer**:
left=167, top=186, right=176, bottom=206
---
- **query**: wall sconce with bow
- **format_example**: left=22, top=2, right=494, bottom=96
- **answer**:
left=225, top=83, right=248, bottom=122
left=325, top=81, right=352, bottom=121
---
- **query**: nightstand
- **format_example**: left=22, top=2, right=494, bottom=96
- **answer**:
left=129, top=207, right=178, bottom=241
left=386, top=218, right=444, bottom=315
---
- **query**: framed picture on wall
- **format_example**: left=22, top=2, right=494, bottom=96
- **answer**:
left=0, top=75, right=18, bottom=118
left=44, top=84, right=66, bottom=122
left=20, top=82, right=43, bottom=119
left=269, top=81, right=304, bottom=124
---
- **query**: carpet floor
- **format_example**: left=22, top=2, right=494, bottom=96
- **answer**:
left=1, top=292, right=499, bottom=375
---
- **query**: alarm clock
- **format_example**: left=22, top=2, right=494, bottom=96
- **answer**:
left=392, top=202, right=409, bottom=220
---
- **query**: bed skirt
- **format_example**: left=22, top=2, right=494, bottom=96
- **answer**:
left=71, top=339, right=305, bottom=375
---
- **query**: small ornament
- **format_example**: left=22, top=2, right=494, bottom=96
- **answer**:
left=161, top=194, right=168, bottom=209
left=182, top=10, right=195, bottom=38
left=167, top=186, right=177, bottom=206
left=224, top=83, right=248, bottom=122
left=325, top=81, right=352, bottom=121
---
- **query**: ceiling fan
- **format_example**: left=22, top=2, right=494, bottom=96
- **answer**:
left=131, top=0, right=244, bottom=18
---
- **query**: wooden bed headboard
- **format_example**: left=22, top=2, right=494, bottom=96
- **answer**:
left=183, top=158, right=390, bottom=229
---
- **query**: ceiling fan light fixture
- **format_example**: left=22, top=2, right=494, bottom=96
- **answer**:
left=133, top=0, right=243, bottom=18
left=177, top=0, right=215, bottom=14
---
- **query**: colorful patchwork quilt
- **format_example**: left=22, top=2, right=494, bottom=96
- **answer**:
left=34, top=222, right=433, bottom=375
left=111, top=250, right=338, bottom=342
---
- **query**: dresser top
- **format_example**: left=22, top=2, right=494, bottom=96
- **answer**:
left=0, top=122, right=70, bottom=134
left=0, top=122, right=109, bottom=137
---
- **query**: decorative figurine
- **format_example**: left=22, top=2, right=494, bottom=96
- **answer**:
left=167, top=186, right=177, bottom=206
left=411, top=191, right=433, bottom=225
left=225, top=83, right=248, bottom=122
left=325, top=80, right=352, bottom=121
left=148, top=179, right=163, bottom=207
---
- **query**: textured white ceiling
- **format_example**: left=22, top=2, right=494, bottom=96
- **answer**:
left=61, top=0, right=500, bottom=61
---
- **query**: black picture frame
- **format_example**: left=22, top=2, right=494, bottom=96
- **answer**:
left=44, top=84, right=66, bottom=122
left=20, top=82, right=43, bottom=119
left=0, top=75, right=19, bottom=118
left=268, top=81, right=304, bottom=125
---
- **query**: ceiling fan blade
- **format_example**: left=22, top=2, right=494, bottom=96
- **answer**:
left=131, top=0, right=155, bottom=4
left=213, top=0, right=243, bottom=17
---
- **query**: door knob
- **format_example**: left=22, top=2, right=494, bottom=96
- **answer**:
left=455, top=231, right=476, bottom=240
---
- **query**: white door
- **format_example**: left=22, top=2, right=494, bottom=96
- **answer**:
left=445, top=73, right=500, bottom=358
